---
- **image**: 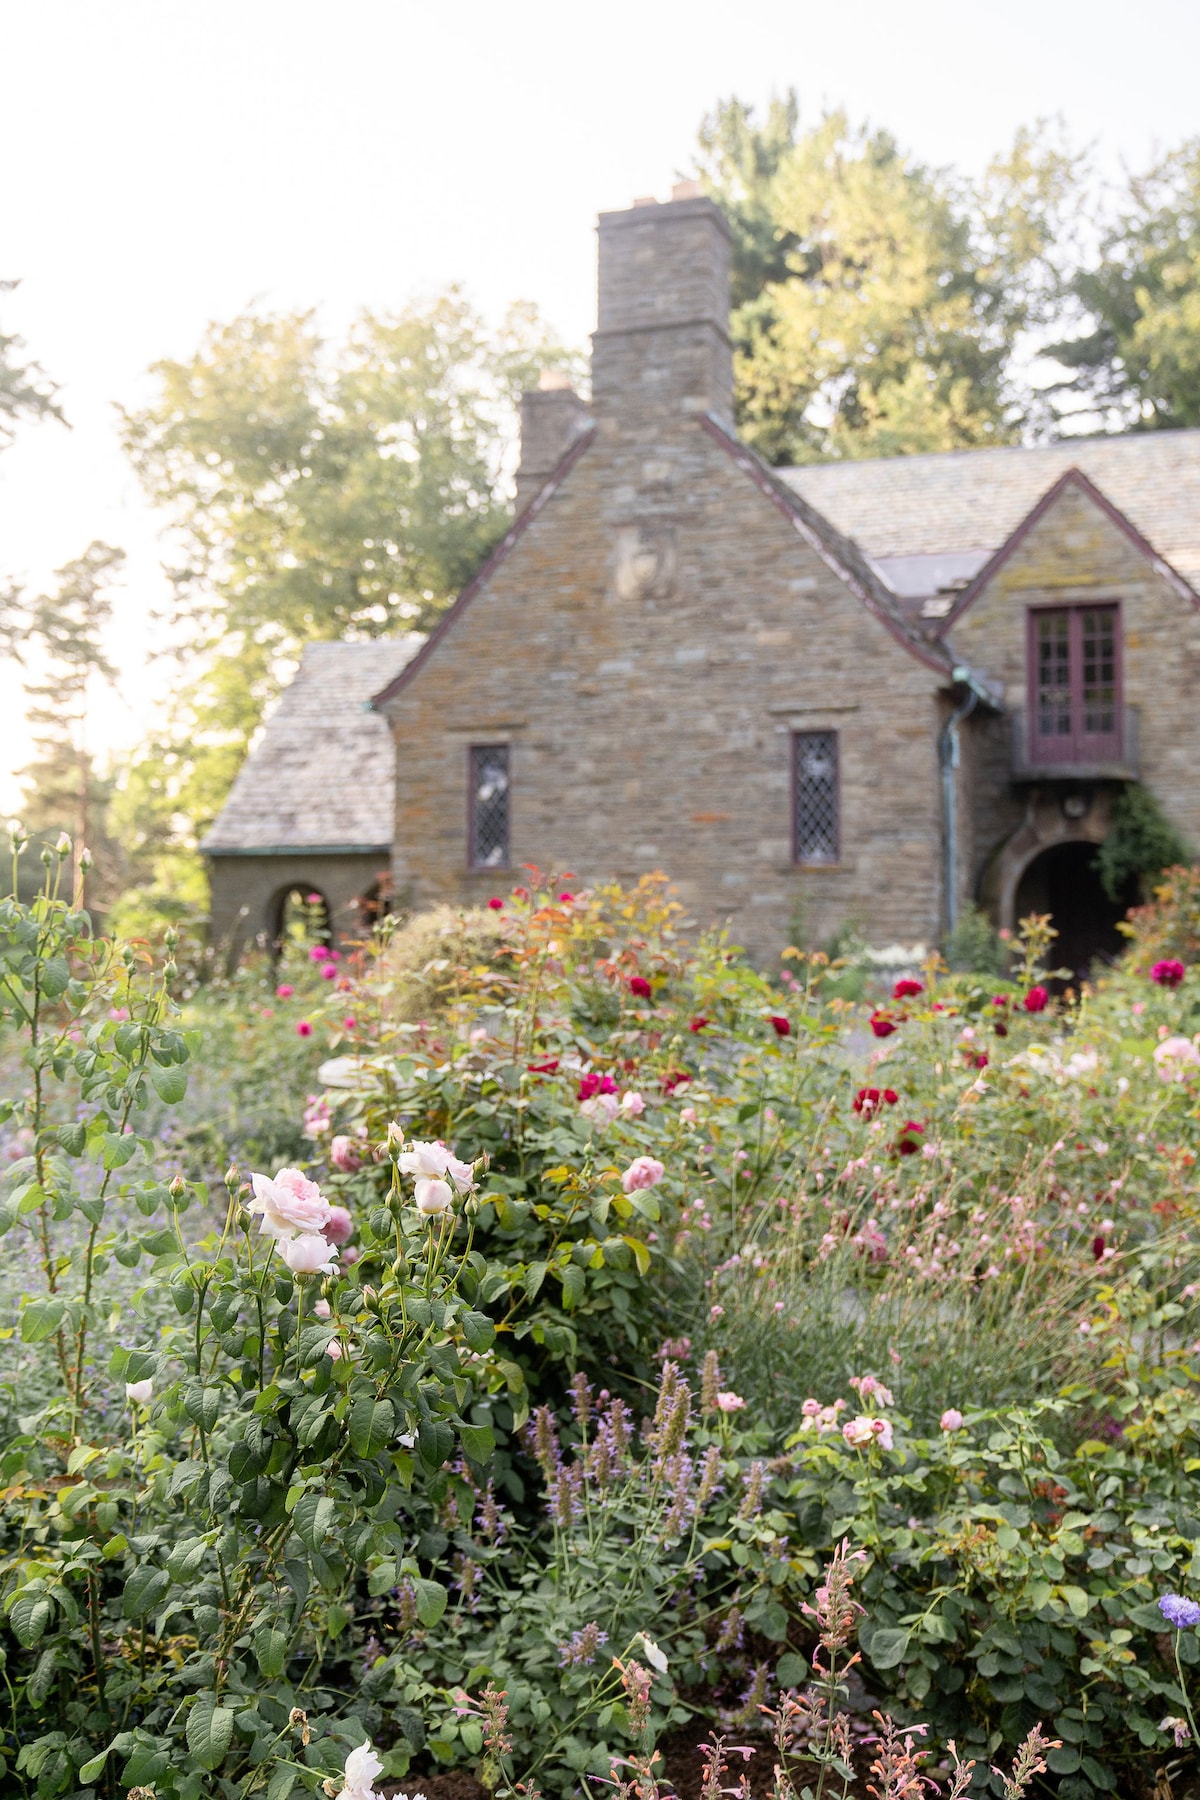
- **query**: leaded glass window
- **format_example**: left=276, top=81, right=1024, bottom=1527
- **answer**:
left=793, top=730, right=839, bottom=865
left=469, top=745, right=510, bottom=869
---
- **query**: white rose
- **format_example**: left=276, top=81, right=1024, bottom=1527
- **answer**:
left=397, top=1140, right=475, bottom=1189
left=341, top=1740, right=385, bottom=1800
left=640, top=1634, right=669, bottom=1673
left=125, top=1379, right=153, bottom=1404
left=280, top=1233, right=339, bottom=1275
left=414, top=1176, right=453, bottom=1216
left=247, top=1168, right=332, bottom=1240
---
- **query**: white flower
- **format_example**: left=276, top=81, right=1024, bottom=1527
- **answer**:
left=414, top=1176, right=453, bottom=1216
left=640, top=1634, right=669, bottom=1673
left=340, top=1740, right=385, bottom=1800
left=842, top=1415, right=877, bottom=1447
left=397, top=1139, right=475, bottom=1189
left=125, top=1379, right=153, bottom=1404
left=280, top=1233, right=339, bottom=1275
left=580, top=1092, right=620, bottom=1124
left=247, top=1167, right=332, bottom=1240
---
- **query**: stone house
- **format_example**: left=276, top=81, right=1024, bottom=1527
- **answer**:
left=206, top=184, right=1200, bottom=973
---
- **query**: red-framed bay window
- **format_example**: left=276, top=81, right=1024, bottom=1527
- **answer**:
left=1026, top=602, right=1122, bottom=767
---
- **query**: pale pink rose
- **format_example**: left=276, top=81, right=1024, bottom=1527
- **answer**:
left=414, top=1176, right=453, bottom=1216
left=581, top=1092, right=620, bottom=1124
left=801, top=1397, right=823, bottom=1418
left=314, top=1298, right=332, bottom=1319
left=1154, top=1035, right=1200, bottom=1082
left=397, top=1140, right=475, bottom=1189
left=329, top=1135, right=363, bottom=1173
left=322, top=1205, right=354, bottom=1246
left=716, top=1391, right=745, bottom=1412
left=940, top=1409, right=964, bottom=1431
left=248, top=1167, right=332, bottom=1240
left=1132, top=1000, right=1145, bottom=1015
left=280, top=1232, right=339, bottom=1274
left=620, top=1090, right=646, bottom=1117
left=842, top=1415, right=877, bottom=1447
left=326, top=1339, right=344, bottom=1360
left=342, top=1245, right=360, bottom=1265
left=680, top=1106, right=697, bottom=1125
left=872, top=1418, right=895, bottom=1450
left=621, top=1155, right=665, bottom=1194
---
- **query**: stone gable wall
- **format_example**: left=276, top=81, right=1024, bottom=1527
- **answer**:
left=946, top=479, right=1200, bottom=913
left=382, top=421, right=948, bottom=961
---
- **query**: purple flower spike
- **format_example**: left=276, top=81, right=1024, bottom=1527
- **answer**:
left=1160, top=1594, right=1200, bottom=1629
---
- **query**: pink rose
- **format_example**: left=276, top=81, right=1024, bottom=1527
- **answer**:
left=415, top=1176, right=454, bottom=1216
left=321, top=963, right=338, bottom=980
left=1022, top=986, right=1049, bottom=1013
left=322, top=1205, right=354, bottom=1246
left=940, top=1409, right=964, bottom=1432
left=314, top=1298, right=332, bottom=1319
left=1154, top=1035, right=1200, bottom=1082
left=280, top=1232, right=339, bottom=1274
left=329, top=1135, right=363, bottom=1173
left=1152, top=959, right=1186, bottom=988
left=326, top=1339, right=344, bottom=1360
left=680, top=1106, right=697, bottom=1125
left=276, top=983, right=294, bottom=999
left=716, top=1391, right=745, bottom=1412
left=620, top=1090, right=646, bottom=1117
left=621, top=1155, right=665, bottom=1194
left=842, top=1415, right=876, bottom=1447
left=296, top=1019, right=313, bottom=1037
left=248, top=1167, right=332, bottom=1240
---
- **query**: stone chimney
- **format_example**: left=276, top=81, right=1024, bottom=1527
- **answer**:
left=514, top=370, right=592, bottom=514
left=591, top=181, right=733, bottom=429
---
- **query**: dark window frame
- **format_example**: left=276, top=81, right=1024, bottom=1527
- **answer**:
left=467, top=743, right=511, bottom=871
left=1025, top=601, right=1123, bottom=767
left=792, top=728, right=840, bottom=867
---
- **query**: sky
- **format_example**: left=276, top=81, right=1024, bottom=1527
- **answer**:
left=3, top=0, right=1200, bottom=811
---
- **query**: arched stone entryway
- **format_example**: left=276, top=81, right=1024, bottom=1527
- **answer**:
left=267, top=884, right=331, bottom=956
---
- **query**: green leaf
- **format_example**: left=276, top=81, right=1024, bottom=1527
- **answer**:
left=186, top=1694, right=234, bottom=1771
left=40, top=955, right=70, bottom=998
left=20, top=1296, right=65, bottom=1343
left=123, top=1565, right=170, bottom=1619
left=292, top=1491, right=336, bottom=1550
left=55, top=1122, right=86, bottom=1157
left=777, top=1651, right=807, bottom=1686
left=267, top=1766, right=296, bottom=1800
left=349, top=1394, right=395, bottom=1459
left=102, top=1132, right=137, bottom=1170
left=1059, top=1584, right=1091, bottom=1619
left=254, top=1626, right=288, bottom=1678
left=460, top=1422, right=496, bottom=1465
left=460, top=1309, right=496, bottom=1352
left=418, top=1417, right=454, bottom=1471
left=412, top=1578, right=447, bottom=1628
left=8, top=1591, right=54, bottom=1646
left=152, top=1065, right=188, bottom=1104
left=78, top=1749, right=110, bottom=1782
left=621, top=1234, right=652, bottom=1276
left=167, top=1538, right=209, bottom=1581
left=523, top=1259, right=547, bottom=1299
left=560, top=1263, right=586, bottom=1310
left=864, top=1627, right=910, bottom=1670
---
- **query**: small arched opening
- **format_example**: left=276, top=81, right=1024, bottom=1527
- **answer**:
left=1012, top=841, right=1135, bottom=984
left=267, top=885, right=331, bottom=958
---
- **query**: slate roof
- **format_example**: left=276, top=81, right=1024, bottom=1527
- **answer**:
left=781, top=429, right=1200, bottom=615
left=203, top=638, right=421, bottom=853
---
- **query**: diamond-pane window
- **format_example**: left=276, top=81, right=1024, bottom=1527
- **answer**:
left=793, top=730, right=839, bottom=865
left=469, top=745, right=510, bottom=869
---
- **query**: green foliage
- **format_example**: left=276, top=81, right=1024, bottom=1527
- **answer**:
left=694, top=100, right=1081, bottom=462
left=1094, top=783, right=1191, bottom=902
left=944, top=900, right=1009, bottom=975
left=1050, top=138, right=1200, bottom=429
left=0, top=279, right=62, bottom=453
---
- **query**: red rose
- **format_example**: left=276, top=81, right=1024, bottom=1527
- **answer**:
left=689, top=1016, right=709, bottom=1032
left=629, top=976, right=653, bottom=999
left=1023, top=986, right=1049, bottom=1013
left=1151, top=959, right=1186, bottom=988
left=663, top=1069, right=693, bottom=1093
left=1092, top=1234, right=1106, bottom=1261
left=487, top=897, right=504, bottom=911
left=896, top=1121, right=924, bottom=1155
left=994, top=1021, right=1008, bottom=1038
left=528, top=1059, right=559, bottom=1075
left=853, top=1086, right=881, bottom=1115
left=578, top=1072, right=618, bottom=1101
left=883, top=1088, right=899, bottom=1105
left=870, top=1013, right=897, bottom=1039
left=893, top=977, right=923, bottom=999
left=769, top=1015, right=791, bottom=1037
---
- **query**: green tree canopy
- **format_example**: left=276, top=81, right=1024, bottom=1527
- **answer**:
left=695, top=98, right=1081, bottom=463
left=1048, top=140, right=1200, bottom=430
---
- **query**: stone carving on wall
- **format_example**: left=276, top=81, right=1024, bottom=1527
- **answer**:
left=614, top=522, right=677, bottom=600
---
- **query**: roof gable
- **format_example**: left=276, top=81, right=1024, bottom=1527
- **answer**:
left=936, top=466, right=1200, bottom=637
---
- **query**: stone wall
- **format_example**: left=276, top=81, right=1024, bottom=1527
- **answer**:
left=380, top=417, right=949, bottom=963
left=946, top=476, right=1200, bottom=919
left=207, top=851, right=389, bottom=964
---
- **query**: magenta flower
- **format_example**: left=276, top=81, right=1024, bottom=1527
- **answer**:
left=769, top=1015, right=791, bottom=1037
left=893, top=977, right=923, bottom=999
left=629, top=975, right=652, bottom=999
left=276, top=983, right=294, bottom=998
left=1023, top=986, right=1049, bottom=1013
left=1152, top=959, right=1186, bottom=988
left=296, top=1019, right=313, bottom=1037
left=321, top=963, right=338, bottom=980
left=487, top=897, right=504, bottom=911
left=869, top=1013, right=897, bottom=1039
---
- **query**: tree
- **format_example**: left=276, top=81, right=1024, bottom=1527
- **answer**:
left=694, top=101, right=1082, bottom=463
left=0, top=279, right=62, bottom=452
left=19, top=542, right=124, bottom=911
left=1048, top=140, right=1200, bottom=430
left=116, top=291, right=578, bottom=930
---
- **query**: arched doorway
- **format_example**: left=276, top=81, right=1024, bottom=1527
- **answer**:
left=1012, top=841, right=1134, bottom=983
left=267, top=885, right=331, bottom=957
